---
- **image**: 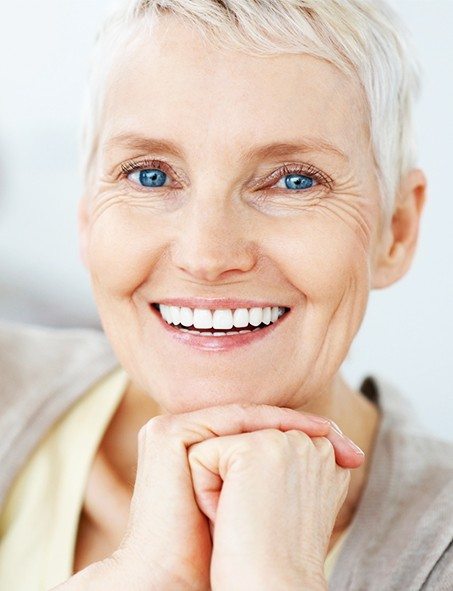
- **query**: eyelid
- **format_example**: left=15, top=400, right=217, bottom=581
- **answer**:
left=262, top=162, right=334, bottom=191
left=120, top=158, right=175, bottom=179
left=119, top=158, right=334, bottom=191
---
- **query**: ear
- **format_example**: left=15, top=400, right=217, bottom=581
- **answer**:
left=371, top=168, right=427, bottom=289
left=78, top=196, right=90, bottom=269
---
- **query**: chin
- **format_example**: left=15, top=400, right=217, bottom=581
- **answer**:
left=137, top=365, right=308, bottom=414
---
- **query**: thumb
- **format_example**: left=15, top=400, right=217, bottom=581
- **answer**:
left=188, top=436, right=237, bottom=523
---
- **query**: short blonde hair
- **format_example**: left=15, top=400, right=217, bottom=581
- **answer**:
left=81, top=0, right=421, bottom=221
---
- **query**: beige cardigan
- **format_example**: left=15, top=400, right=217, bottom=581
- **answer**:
left=0, top=320, right=452, bottom=590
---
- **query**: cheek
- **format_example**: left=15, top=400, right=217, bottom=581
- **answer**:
left=263, top=211, right=373, bottom=391
left=265, top=211, right=371, bottom=304
left=86, top=206, right=165, bottom=296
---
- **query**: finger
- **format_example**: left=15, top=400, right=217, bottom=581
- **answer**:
left=144, top=403, right=332, bottom=449
left=324, top=422, right=365, bottom=469
left=188, top=432, right=256, bottom=522
left=135, top=405, right=330, bottom=526
left=189, top=452, right=222, bottom=523
left=187, top=427, right=361, bottom=523
left=187, top=424, right=364, bottom=517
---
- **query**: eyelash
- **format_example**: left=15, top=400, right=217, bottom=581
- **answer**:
left=120, top=158, right=333, bottom=192
left=265, top=163, right=333, bottom=191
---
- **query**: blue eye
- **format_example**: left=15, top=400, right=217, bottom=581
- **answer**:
left=280, top=174, right=316, bottom=191
left=129, top=168, right=168, bottom=188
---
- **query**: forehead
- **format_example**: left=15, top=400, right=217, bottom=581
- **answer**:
left=100, top=16, right=367, bottom=161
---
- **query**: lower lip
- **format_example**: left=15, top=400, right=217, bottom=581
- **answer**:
left=150, top=306, right=290, bottom=351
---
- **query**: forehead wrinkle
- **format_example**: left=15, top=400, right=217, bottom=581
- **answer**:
left=102, top=132, right=350, bottom=164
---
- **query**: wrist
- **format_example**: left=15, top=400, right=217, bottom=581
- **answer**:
left=212, top=567, right=327, bottom=591
left=112, top=548, right=203, bottom=591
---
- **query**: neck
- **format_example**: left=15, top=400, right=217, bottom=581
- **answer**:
left=95, top=371, right=381, bottom=547
left=310, top=373, right=381, bottom=543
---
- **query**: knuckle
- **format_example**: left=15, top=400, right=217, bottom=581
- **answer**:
left=286, top=429, right=312, bottom=442
left=187, top=442, right=202, bottom=464
left=232, top=401, right=259, bottom=418
left=139, top=414, right=172, bottom=440
left=264, top=427, right=287, bottom=444
left=237, top=429, right=284, bottom=456
left=285, top=429, right=312, bottom=452
left=245, top=429, right=286, bottom=462
left=311, top=435, right=335, bottom=457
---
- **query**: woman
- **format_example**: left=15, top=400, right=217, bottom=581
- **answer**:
left=0, top=0, right=452, bottom=589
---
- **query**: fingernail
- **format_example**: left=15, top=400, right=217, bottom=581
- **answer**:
left=329, top=420, right=343, bottom=435
left=328, top=421, right=364, bottom=455
left=346, top=439, right=365, bottom=455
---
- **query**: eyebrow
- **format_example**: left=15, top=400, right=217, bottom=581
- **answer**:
left=103, top=132, right=349, bottom=162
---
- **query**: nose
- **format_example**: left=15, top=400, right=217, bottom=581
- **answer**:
left=170, top=199, right=256, bottom=283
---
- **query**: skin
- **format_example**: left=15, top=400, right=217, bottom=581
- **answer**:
left=72, top=14, right=427, bottom=590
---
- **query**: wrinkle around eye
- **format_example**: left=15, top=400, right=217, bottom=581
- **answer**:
left=247, top=184, right=329, bottom=214
left=90, top=182, right=182, bottom=220
left=314, top=193, right=374, bottom=253
left=87, top=191, right=126, bottom=224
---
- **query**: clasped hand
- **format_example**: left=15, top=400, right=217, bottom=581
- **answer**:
left=59, top=403, right=364, bottom=591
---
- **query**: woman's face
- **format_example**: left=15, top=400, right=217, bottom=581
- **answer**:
left=81, top=17, right=384, bottom=413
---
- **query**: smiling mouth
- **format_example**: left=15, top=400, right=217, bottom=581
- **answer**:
left=152, top=303, right=290, bottom=336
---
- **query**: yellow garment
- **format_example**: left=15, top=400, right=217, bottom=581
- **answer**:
left=0, top=368, right=349, bottom=590
left=0, top=367, right=129, bottom=590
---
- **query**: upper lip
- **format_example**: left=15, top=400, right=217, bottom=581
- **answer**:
left=153, top=297, right=290, bottom=310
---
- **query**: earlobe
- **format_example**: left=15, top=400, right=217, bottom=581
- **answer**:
left=371, top=168, right=427, bottom=290
left=78, top=197, right=90, bottom=269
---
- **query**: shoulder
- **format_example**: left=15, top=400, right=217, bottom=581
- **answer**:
left=331, top=375, right=453, bottom=590
left=388, top=427, right=453, bottom=589
left=0, top=321, right=118, bottom=505
left=0, top=319, right=113, bottom=365
left=0, top=320, right=117, bottom=408
left=374, top=373, right=453, bottom=491
left=375, top=375, right=453, bottom=566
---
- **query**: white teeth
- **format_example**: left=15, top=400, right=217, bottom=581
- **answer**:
left=271, top=306, right=279, bottom=322
left=212, top=309, right=234, bottom=330
left=193, top=308, right=213, bottom=329
left=157, top=304, right=287, bottom=333
left=170, top=306, right=181, bottom=325
left=160, top=304, right=172, bottom=323
left=249, top=307, right=263, bottom=327
left=233, top=308, right=249, bottom=328
left=180, top=307, right=193, bottom=327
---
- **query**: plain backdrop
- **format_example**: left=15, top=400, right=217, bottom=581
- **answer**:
left=0, top=1, right=452, bottom=440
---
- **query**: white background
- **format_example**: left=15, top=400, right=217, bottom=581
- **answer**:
left=0, top=1, right=451, bottom=440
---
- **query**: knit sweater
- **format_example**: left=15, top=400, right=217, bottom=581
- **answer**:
left=0, top=321, right=452, bottom=590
